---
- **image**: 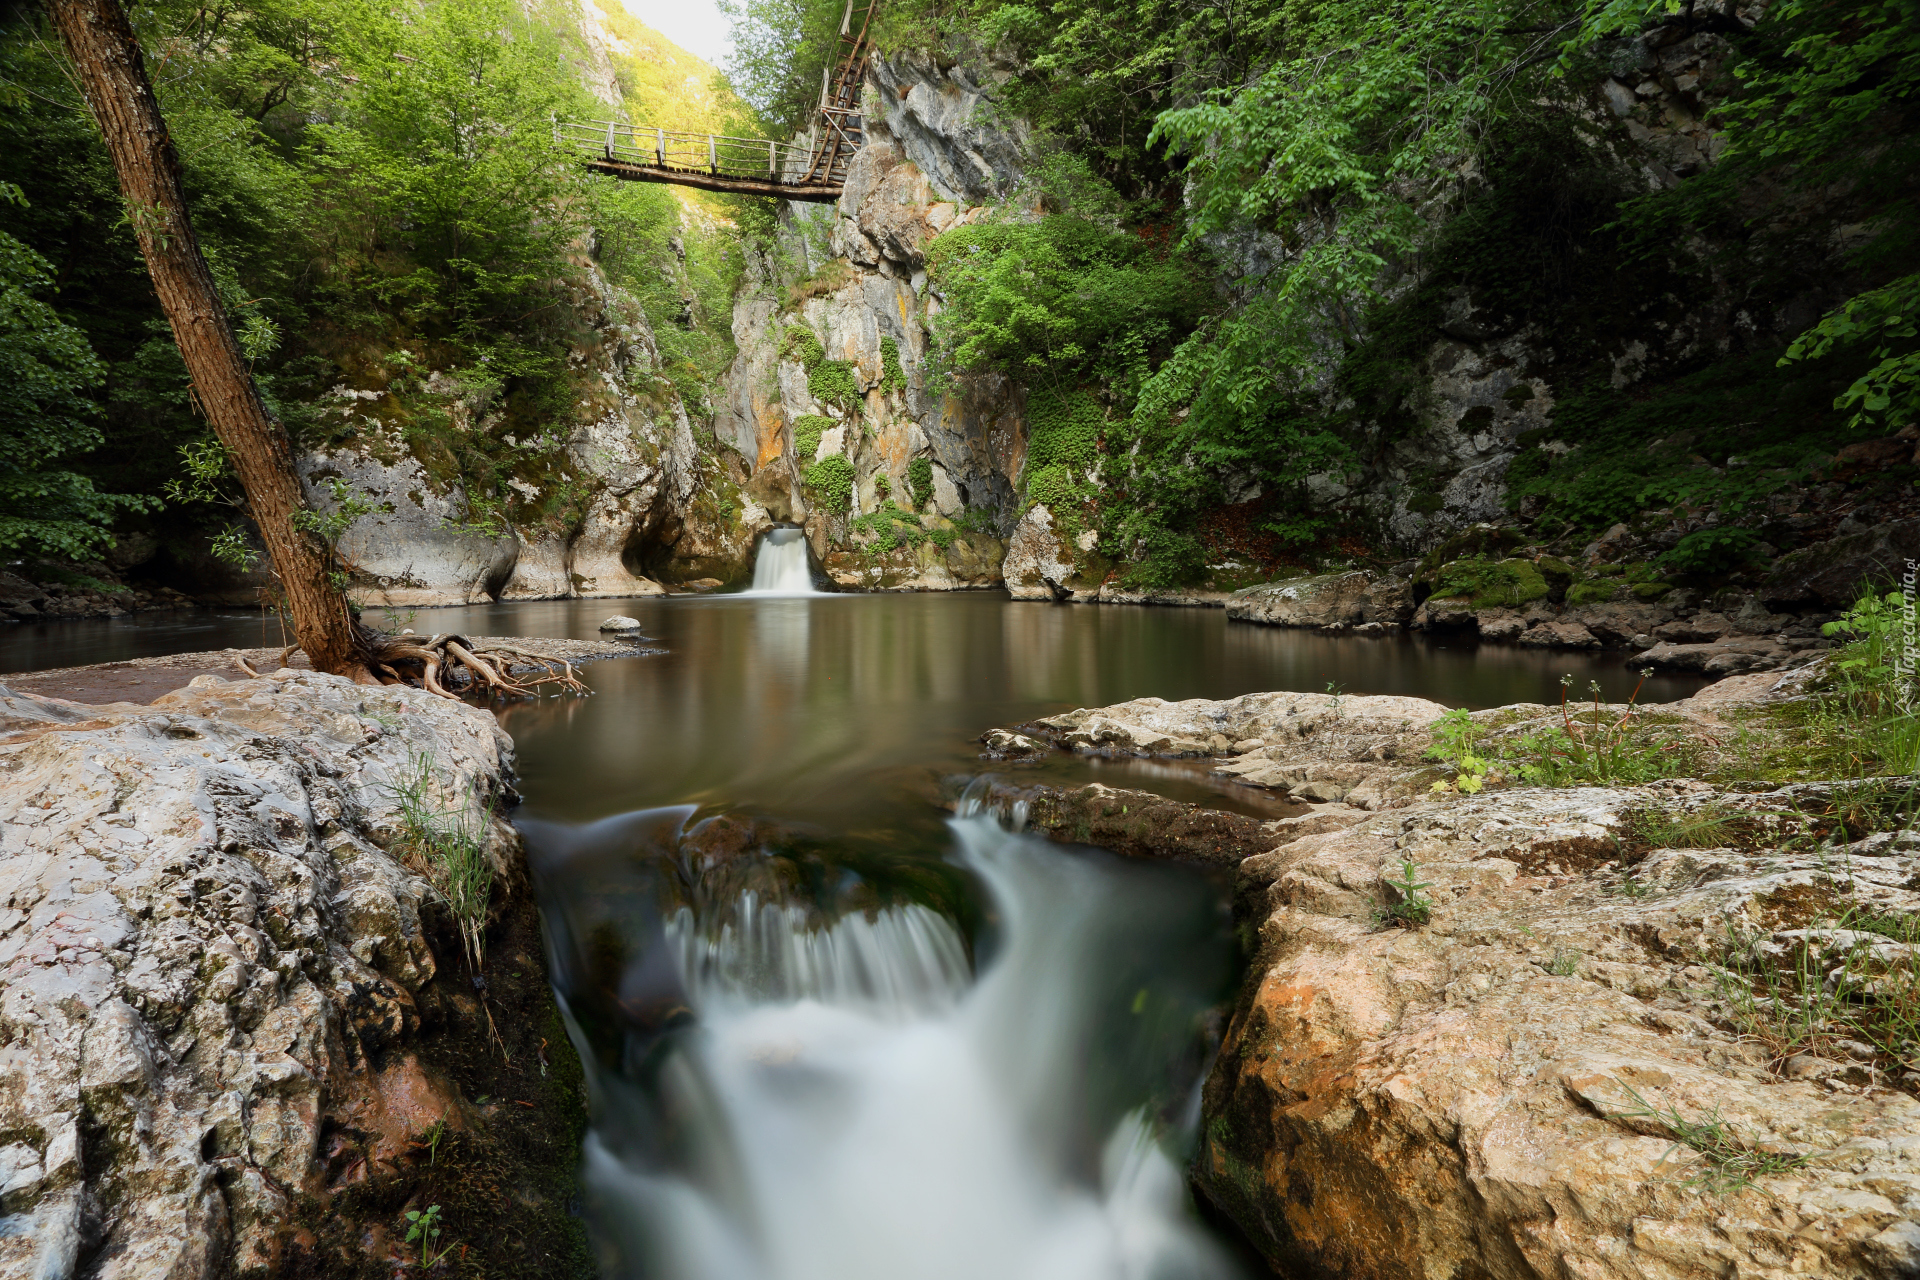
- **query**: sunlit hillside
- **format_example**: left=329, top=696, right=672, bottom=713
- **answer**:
left=588, top=0, right=764, bottom=140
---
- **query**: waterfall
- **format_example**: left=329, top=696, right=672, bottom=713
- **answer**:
left=524, top=805, right=1238, bottom=1280
left=747, top=526, right=817, bottom=595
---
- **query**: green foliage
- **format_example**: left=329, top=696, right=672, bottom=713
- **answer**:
left=1605, top=1082, right=1815, bottom=1194
left=1025, top=387, right=1103, bottom=476
left=1425, top=708, right=1491, bottom=794
left=925, top=214, right=1211, bottom=394
left=0, top=191, right=155, bottom=559
left=781, top=324, right=826, bottom=369
left=717, top=0, right=849, bottom=131
left=403, top=1203, right=452, bottom=1267
left=808, top=359, right=860, bottom=413
left=880, top=336, right=909, bottom=396
left=389, top=751, right=497, bottom=972
left=907, top=457, right=935, bottom=510
left=804, top=454, right=855, bottom=515
left=1662, top=527, right=1764, bottom=578
left=850, top=500, right=931, bottom=552
left=791, top=414, right=831, bottom=460
left=1781, top=273, right=1920, bottom=434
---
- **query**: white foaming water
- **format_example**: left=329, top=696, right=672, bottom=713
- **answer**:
left=572, top=811, right=1236, bottom=1280
left=747, top=527, right=817, bottom=595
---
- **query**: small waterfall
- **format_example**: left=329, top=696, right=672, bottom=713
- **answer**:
left=747, top=526, right=817, bottom=595
left=525, top=806, right=1238, bottom=1280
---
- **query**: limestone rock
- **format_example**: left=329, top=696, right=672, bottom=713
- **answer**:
left=1227, top=572, right=1414, bottom=629
left=598, top=615, right=643, bottom=633
left=1633, top=635, right=1791, bottom=674
left=1003, top=506, right=1083, bottom=600
left=0, top=675, right=518, bottom=1277
left=1200, top=781, right=1920, bottom=1280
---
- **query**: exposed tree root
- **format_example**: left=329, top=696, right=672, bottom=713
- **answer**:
left=231, top=625, right=590, bottom=699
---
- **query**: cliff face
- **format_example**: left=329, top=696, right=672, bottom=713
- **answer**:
left=289, top=258, right=756, bottom=611
left=714, top=53, right=1027, bottom=590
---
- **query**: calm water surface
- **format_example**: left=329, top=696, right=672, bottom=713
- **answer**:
left=2, top=592, right=1707, bottom=1280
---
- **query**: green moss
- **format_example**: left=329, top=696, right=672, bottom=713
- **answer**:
left=1567, top=579, right=1619, bottom=606
left=1430, top=556, right=1549, bottom=609
left=1631, top=581, right=1674, bottom=600
left=907, top=457, right=934, bottom=509
left=804, top=454, right=855, bottom=514
left=781, top=324, right=825, bottom=369
left=791, top=414, right=830, bottom=460
left=808, top=360, right=859, bottom=413
left=1536, top=555, right=1574, bottom=582
left=880, top=336, right=908, bottom=396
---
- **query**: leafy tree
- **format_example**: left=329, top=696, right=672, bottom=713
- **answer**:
left=0, top=185, right=154, bottom=559
left=720, top=0, right=848, bottom=133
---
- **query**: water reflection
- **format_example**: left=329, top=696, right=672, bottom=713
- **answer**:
left=497, top=594, right=1705, bottom=829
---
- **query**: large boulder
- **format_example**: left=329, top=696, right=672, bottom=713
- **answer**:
left=1002, top=505, right=1084, bottom=600
left=1202, top=782, right=1920, bottom=1280
left=0, top=675, right=556, bottom=1276
left=1764, top=518, right=1920, bottom=609
left=1228, top=571, right=1414, bottom=629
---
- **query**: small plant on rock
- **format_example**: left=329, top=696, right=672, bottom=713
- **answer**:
left=1425, top=707, right=1491, bottom=794
left=1607, top=1084, right=1814, bottom=1193
left=404, top=1203, right=452, bottom=1268
left=1372, top=857, right=1435, bottom=929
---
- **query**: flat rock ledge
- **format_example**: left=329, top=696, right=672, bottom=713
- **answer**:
left=0, top=673, right=583, bottom=1278
left=981, top=676, right=1920, bottom=1280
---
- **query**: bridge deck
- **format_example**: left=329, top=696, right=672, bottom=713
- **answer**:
left=581, top=157, right=844, bottom=202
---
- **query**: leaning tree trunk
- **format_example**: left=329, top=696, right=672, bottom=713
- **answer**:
left=45, top=0, right=370, bottom=680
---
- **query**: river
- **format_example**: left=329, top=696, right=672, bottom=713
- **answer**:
left=0, top=591, right=1704, bottom=1277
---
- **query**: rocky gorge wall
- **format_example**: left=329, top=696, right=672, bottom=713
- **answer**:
left=712, top=52, right=1032, bottom=591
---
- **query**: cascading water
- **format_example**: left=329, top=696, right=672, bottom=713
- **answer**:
left=521, top=797, right=1239, bottom=1280
left=747, top=526, right=818, bottom=595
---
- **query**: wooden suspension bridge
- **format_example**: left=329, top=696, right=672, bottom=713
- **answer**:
left=555, top=0, right=876, bottom=202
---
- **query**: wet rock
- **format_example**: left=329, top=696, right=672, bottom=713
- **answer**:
left=978, top=728, right=1047, bottom=759
left=1227, top=572, right=1414, bottom=629
left=0, top=675, right=523, bottom=1275
left=598, top=615, right=644, bottom=633
left=1633, top=635, right=1791, bottom=674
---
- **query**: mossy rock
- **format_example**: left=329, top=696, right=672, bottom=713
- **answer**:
left=1567, top=579, right=1619, bottom=606
left=1535, top=555, right=1574, bottom=582
left=1631, top=581, right=1674, bottom=601
left=1430, top=556, right=1549, bottom=609
left=1414, top=524, right=1529, bottom=581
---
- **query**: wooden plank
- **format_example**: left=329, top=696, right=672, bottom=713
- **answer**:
left=584, top=159, right=842, bottom=203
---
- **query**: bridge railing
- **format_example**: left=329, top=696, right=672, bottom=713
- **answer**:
left=555, top=118, right=817, bottom=182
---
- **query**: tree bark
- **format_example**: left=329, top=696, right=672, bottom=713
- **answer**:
left=45, top=0, right=371, bottom=680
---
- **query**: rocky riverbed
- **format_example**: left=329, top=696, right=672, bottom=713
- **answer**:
left=0, top=673, right=591, bottom=1279
left=975, top=674, right=1920, bottom=1279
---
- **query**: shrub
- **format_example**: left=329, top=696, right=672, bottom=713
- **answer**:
left=809, top=359, right=860, bottom=413
left=880, top=336, right=908, bottom=395
left=791, top=414, right=830, bottom=460
left=1662, top=527, right=1764, bottom=577
left=781, top=324, right=825, bottom=369
left=907, top=457, right=934, bottom=509
left=804, top=454, right=855, bottom=514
